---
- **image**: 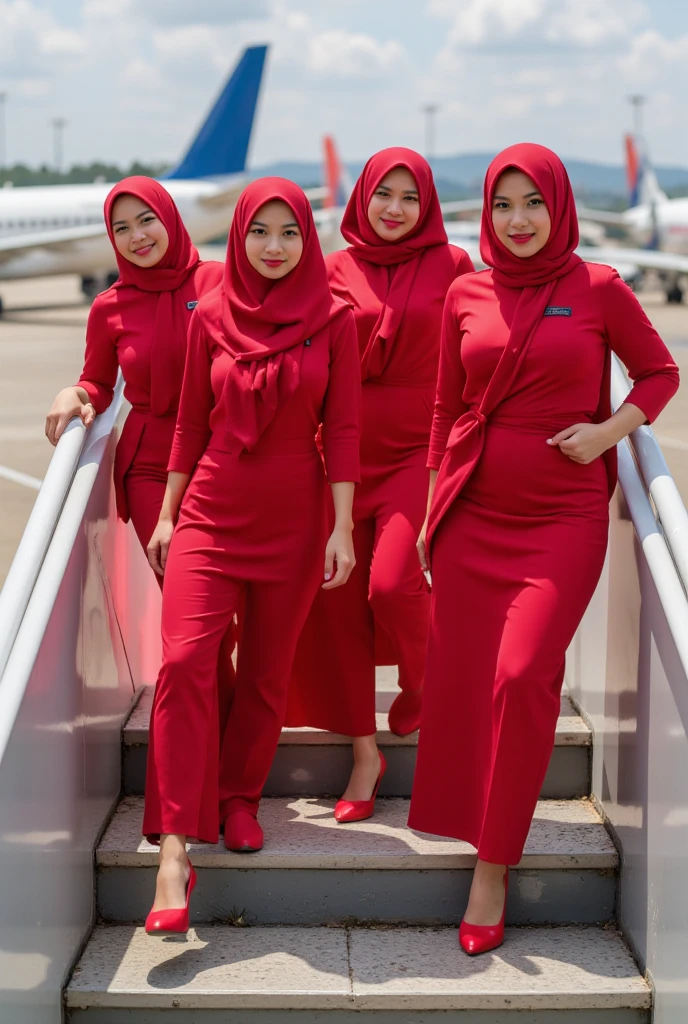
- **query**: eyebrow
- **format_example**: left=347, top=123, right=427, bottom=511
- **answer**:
left=493, top=191, right=542, bottom=200
left=250, top=220, right=299, bottom=228
left=112, top=208, right=155, bottom=226
left=377, top=184, right=419, bottom=194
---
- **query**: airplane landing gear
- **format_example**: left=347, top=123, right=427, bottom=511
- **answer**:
left=666, top=284, right=684, bottom=304
left=81, top=272, right=117, bottom=303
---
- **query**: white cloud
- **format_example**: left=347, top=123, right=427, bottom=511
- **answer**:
left=428, top=0, right=647, bottom=50
left=0, top=0, right=87, bottom=79
left=136, top=0, right=270, bottom=26
left=307, top=30, right=406, bottom=79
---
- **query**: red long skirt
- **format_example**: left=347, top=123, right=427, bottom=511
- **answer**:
left=287, top=383, right=431, bottom=737
left=408, top=425, right=609, bottom=865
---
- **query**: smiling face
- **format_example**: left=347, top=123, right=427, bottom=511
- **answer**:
left=244, top=200, right=304, bottom=279
left=367, top=166, right=421, bottom=241
left=491, top=169, right=552, bottom=258
left=110, top=194, right=169, bottom=267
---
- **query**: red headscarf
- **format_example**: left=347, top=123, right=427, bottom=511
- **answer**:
left=104, top=176, right=200, bottom=416
left=195, top=177, right=347, bottom=452
left=340, top=147, right=448, bottom=379
left=480, top=143, right=581, bottom=288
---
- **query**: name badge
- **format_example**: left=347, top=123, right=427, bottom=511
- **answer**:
left=543, top=306, right=572, bottom=317
left=186, top=300, right=199, bottom=310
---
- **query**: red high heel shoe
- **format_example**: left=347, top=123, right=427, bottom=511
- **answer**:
left=459, top=868, right=508, bottom=955
left=145, top=861, right=197, bottom=936
left=388, top=689, right=423, bottom=736
left=224, top=810, right=264, bottom=852
left=334, top=750, right=387, bottom=823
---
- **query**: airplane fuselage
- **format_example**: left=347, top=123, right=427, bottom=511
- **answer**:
left=624, top=198, right=688, bottom=253
left=0, top=177, right=243, bottom=281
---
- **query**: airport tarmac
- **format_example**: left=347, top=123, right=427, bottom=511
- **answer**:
left=2, top=269, right=688, bottom=587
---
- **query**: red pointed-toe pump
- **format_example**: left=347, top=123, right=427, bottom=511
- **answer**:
left=459, top=868, right=509, bottom=956
left=145, top=860, right=197, bottom=936
left=334, top=750, right=387, bottom=823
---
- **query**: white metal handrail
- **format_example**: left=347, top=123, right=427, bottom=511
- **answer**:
left=611, top=355, right=688, bottom=596
left=0, top=376, right=124, bottom=683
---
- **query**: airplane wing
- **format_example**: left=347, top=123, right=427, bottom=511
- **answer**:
left=0, top=223, right=107, bottom=264
left=575, top=206, right=628, bottom=227
left=577, top=245, right=688, bottom=275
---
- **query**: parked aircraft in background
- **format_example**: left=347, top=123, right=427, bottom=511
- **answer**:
left=0, top=46, right=269, bottom=313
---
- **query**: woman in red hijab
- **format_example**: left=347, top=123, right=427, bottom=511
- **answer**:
left=409, top=144, right=679, bottom=955
left=286, top=148, right=473, bottom=820
left=142, top=178, right=360, bottom=934
left=45, top=177, right=235, bottom=690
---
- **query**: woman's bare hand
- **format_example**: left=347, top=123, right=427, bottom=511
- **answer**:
left=322, top=524, right=355, bottom=590
left=147, top=518, right=175, bottom=577
left=45, top=387, right=95, bottom=446
left=547, top=422, right=611, bottom=465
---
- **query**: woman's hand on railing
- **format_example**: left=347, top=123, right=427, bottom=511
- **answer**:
left=147, top=518, right=175, bottom=577
left=45, top=387, right=95, bottom=446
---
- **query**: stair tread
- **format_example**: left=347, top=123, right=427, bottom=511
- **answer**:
left=123, top=686, right=591, bottom=748
left=98, top=796, right=617, bottom=870
left=66, top=924, right=650, bottom=1011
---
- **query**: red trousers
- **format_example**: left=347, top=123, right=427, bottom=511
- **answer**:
left=287, top=455, right=430, bottom=737
left=124, top=453, right=236, bottom=734
left=143, top=447, right=327, bottom=845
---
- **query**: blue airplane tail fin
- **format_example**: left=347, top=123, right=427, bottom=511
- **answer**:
left=166, top=45, right=267, bottom=180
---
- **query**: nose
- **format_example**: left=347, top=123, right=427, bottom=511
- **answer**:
left=131, top=225, right=147, bottom=243
left=509, top=205, right=529, bottom=229
left=265, top=234, right=283, bottom=254
left=386, top=196, right=403, bottom=216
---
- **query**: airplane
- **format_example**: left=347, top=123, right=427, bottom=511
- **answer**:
left=316, top=135, right=688, bottom=300
left=0, top=45, right=269, bottom=314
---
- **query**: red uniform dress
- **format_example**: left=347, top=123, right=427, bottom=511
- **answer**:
left=143, top=179, right=361, bottom=845
left=408, top=145, right=679, bottom=866
left=287, top=149, right=474, bottom=737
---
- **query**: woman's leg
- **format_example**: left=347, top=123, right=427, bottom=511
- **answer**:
left=218, top=574, right=321, bottom=822
left=143, top=519, right=242, bottom=850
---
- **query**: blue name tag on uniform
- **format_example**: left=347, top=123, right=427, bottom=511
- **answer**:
left=186, top=300, right=199, bottom=310
left=543, top=306, right=572, bottom=317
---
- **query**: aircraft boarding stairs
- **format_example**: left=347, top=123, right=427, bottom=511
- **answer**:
left=1, top=362, right=687, bottom=1022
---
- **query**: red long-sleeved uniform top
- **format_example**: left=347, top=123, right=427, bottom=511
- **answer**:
left=76, top=262, right=223, bottom=522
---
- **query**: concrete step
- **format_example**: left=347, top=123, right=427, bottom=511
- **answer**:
left=97, top=796, right=616, bottom=926
left=66, top=923, right=650, bottom=1022
left=123, top=686, right=592, bottom=800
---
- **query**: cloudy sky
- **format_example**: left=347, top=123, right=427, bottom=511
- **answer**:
left=3, top=0, right=688, bottom=170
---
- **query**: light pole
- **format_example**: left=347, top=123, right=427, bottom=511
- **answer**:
left=0, top=93, right=6, bottom=176
left=422, top=103, right=440, bottom=164
left=51, top=117, right=67, bottom=173
left=627, top=94, right=646, bottom=142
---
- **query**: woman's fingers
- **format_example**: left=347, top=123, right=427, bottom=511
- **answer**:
left=548, top=424, right=581, bottom=446
left=147, top=541, right=164, bottom=576
left=322, top=551, right=354, bottom=590
left=417, top=536, right=427, bottom=571
left=81, top=403, right=96, bottom=427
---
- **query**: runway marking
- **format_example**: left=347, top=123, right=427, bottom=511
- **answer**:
left=656, top=435, right=688, bottom=452
left=0, top=465, right=43, bottom=490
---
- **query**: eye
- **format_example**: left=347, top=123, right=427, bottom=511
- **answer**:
left=141, top=215, right=156, bottom=224
left=404, top=195, right=419, bottom=203
left=284, top=229, right=299, bottom=237
left=528, top=198, right=544, bottom=207
left=493, top=201, right=509, bottom=210
left=375, top=189, right=391, bottom=198
left=251, top=227, right=266, bottom=235
left=114, top=225, right=128, bottom=233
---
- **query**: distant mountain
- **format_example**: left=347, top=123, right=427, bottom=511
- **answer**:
left=251, top=152, right=688, bottom=200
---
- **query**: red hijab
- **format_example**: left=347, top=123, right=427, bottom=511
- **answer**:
left=195, top=177, right=347, bottom=452
left=340, top=147, right=448, bottom=380
left=480, top=143, right=581, bottom=288
left=104, top=176, right=200, bottom=416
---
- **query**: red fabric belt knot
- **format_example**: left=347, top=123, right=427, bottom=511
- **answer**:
left=472, top=408, right=486, bottom=425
